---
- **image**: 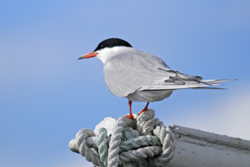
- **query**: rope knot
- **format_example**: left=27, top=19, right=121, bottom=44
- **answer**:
left=69, top=109, right=176, bottom=167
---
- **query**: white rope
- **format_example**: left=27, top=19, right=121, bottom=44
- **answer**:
left=69, top=109, right=176, bottom=167
left=69, top=128, right=105, bottom=167
left=96, top=128, right=109, bottom=166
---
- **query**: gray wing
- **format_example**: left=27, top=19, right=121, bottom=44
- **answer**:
left=103, top=49, right=231, bottom=98
left=103, top=49, right=173, bottom=97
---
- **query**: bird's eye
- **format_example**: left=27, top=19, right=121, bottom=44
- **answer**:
left=101, top=45, right=104, bottom=48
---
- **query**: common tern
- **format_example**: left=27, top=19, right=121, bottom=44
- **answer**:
left=79, top=38, right=234, bottom=120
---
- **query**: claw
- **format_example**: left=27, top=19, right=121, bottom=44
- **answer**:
left=126, top=114, right=136, bottom=120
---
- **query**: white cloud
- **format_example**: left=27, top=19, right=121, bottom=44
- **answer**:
left=55, top=157, right=93, bottom=167
left=172, top=88, right=250, bottom=140
left=206, top=90, right=250, bottom=139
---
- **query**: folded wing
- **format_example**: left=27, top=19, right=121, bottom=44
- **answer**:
left=103, top=49, right=234, bottom=98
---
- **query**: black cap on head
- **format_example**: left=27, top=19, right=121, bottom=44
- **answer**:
left=94, top=38, right=132, bottom=52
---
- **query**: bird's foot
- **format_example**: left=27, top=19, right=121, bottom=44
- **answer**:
left=126, top=114, right=136, bottom=120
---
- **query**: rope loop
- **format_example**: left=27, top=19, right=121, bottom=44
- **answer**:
left=69, top=109, right=176, bottom=167
left=69, top=128, right=105, bottom=167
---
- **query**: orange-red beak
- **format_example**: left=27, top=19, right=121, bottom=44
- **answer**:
left=78, top=51, right=98, bottom=60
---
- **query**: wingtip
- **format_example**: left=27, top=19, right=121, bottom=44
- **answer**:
left=208, top=79, right=238, bottom=83
left=194, top=87, right=228, bottom=90
left=222, top=79, right=237, bottom=82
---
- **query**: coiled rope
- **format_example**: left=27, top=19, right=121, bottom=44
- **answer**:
left=69, top=109, right=176, bottom=167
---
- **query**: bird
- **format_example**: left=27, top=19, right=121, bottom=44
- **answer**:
left=78, top=38, right=234, bottom=120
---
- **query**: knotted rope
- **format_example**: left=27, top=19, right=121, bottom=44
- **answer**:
left=69, top=109, right=176, bottom=167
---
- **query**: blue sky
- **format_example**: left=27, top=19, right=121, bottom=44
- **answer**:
left=1, top=1, right=250, bottom=167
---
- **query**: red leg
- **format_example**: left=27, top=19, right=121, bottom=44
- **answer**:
left=126, top=100, right=135, bottom=120
left=138, top=102, right=150, bottom=115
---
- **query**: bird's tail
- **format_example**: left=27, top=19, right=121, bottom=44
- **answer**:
left=196, top=79, right=237, bottom=90
left=138, top=79, right=236, bottom=91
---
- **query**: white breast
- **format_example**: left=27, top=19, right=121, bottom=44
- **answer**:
left=127, top=90, right=173, bottom=102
